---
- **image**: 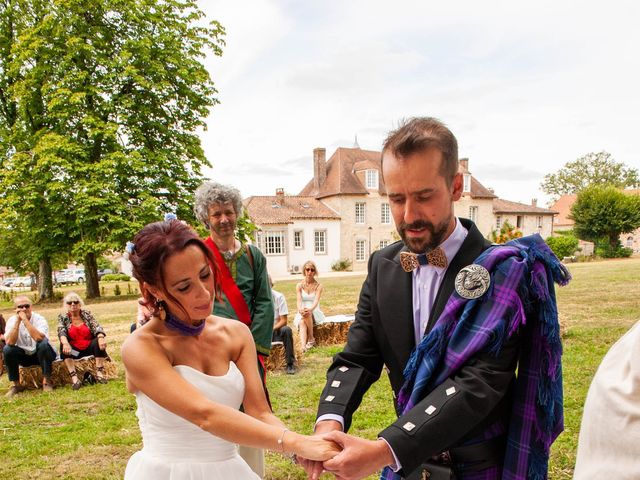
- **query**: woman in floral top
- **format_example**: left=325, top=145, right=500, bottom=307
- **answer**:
left=57, top=292, right=108, bottom=390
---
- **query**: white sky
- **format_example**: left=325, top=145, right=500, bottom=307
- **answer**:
left=197, top=0, right=640, bottom=207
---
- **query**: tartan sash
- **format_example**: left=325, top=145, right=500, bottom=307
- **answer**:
left=381, top=234, right=570, bottom=480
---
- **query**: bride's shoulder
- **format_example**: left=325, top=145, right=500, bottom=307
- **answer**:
left=208, top=315, right=250, bottom=336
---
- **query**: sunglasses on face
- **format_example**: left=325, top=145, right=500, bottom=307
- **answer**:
left=66, top=300, right=81, bottom=305
left=16, top=304, right=31, bottom=309
left=305, top=268, right=315, bottom=272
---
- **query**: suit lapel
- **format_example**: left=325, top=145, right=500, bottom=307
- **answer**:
left=379, top=248, right=415, bottom=372
left=425, top=219, right=491, bottom=333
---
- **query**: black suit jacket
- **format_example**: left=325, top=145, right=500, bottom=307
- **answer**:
left=317, top=218, right=519, bottom=477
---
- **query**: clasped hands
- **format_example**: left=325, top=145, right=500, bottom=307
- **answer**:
left=298, top=420, right=394, bottom=480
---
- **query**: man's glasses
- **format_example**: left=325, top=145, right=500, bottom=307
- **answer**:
left=66, top=300, right=81, bottom=305
left=16, top=304, right=31, bottom=309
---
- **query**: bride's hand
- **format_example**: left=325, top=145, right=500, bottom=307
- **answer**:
left=290, top=432, right=341, bottom=462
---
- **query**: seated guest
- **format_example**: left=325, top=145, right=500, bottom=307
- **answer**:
left=57, top=292, right=109, bottom=390
left=3, top=295, right=57, bottom=397
left=269, top=276, right=296, bottom=375
left=293, top=260, right=325, bottom=351
left=130, top=298, right=152, bottom=333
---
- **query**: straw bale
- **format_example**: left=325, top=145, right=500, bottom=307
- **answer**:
left=265, top=336, right=304, bottom=373
left=313, top=321, right=352, bottom=346
left=18, top=357, right=118, bottom=389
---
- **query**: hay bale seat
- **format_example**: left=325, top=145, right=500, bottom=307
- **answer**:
left=312, top=315, right=354, bottom=346
left=18, top=356, right=118, bottom=389
left=265, top=341, right=304, bottom=372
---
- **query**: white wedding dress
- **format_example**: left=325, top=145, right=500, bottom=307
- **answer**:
left=125, top=362, right=260, bottom=479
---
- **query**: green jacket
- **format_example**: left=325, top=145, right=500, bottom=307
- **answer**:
left=213, top=244, right=274, bottom=356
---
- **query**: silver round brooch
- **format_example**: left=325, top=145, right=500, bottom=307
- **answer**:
left=454, top=264, right=491, bottom=300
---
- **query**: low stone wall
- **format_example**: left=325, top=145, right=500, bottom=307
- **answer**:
left=18, top=356, right=118, bottom=389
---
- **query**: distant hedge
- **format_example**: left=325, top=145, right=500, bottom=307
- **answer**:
left=101, top=273, right=131, bottom=282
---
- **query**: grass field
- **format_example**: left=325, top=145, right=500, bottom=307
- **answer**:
left=1, top=257, right=639, bottom=479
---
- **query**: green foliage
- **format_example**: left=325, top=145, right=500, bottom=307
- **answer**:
left=541, top=151, right=639, bottom=200
left=488, top=220, right=523, bottom=244
left=596, top=243, right=633, bottom=258
left=570, top=185, right=640, bottom=249
left=113, top=284, right=122, bottom=296
left=331, top=258, right=353, bottom=271
left=237, top=210, right=258, bottom=245
left=101, top=273, right=131, bottom=282
left=0, top=0, right=225, bottom=299
left=546, top=233, right=580, bottom=259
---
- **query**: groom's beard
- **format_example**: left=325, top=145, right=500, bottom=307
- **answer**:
left=399, top=217, right=450, bottom=254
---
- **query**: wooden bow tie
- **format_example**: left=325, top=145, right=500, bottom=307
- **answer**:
left=400, top=248, right=448, bottom=271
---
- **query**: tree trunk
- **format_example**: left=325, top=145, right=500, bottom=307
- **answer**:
left=609, top=233, right=620, bottom=250
left=38, top=257, right=53, bottom=301
left=84, top=252, right=101, bottom=299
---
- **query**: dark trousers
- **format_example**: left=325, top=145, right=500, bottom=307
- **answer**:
left=272, top=326, right=295, bottom=367
left=3, top=338, right=57, bottom=382
left=60, top=338, right=108, bottom=360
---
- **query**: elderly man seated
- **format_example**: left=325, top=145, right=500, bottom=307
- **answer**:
left=3, top=295, right=57, bottom=398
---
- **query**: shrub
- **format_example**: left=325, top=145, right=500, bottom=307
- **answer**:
left=596, top=244, right=633, bottom=258
left=113, top=284, right=122, bottom=296
left=546, top=234, right=579, bottom=259
left=101, top=273, right=131, bottom=282
left=331, top=258, right=352, bottom=271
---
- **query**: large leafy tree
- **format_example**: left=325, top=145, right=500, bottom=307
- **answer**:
left=570, top=185, right=640, bottom=250
left=0, top=0, right=224, bottom=298
left=541, top=151, right=639, bottom=200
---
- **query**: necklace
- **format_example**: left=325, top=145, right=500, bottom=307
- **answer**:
left=164, top=311, right=206, bottom=336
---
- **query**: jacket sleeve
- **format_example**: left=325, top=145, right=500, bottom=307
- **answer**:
left=249, top=246, right=275, bottom=356
left=316, top=252, right=385, bottom=431
left=57, top=314, right=68, bottom=340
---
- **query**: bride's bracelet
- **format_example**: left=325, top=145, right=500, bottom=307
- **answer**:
left=277, top=428, right=297, bottom=463
left=277, top=428, right=289, bottom=454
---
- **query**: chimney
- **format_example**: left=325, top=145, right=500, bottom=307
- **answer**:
left=313, top=148, right=326, bottom=190
left=275, top=188, right=285, bottom=206
left=459, top=158, right=469, bottom=172
left=531, top=198, right=537, bottom=207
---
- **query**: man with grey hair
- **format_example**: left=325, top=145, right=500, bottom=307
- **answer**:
left=194, top=180, right=274, bottom=477
left=3, top=295, right=57, bottom=397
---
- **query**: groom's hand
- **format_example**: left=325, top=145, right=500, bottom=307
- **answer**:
left=299, top=420, right=342, bottom=480
left=321, top=431, right=394, bottom=480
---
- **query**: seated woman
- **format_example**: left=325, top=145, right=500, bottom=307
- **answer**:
left=57, top=292, right=109, bottom=390
left=293, top=260, right=326, bottom=351
left=121, top=218, right=338, bottom=479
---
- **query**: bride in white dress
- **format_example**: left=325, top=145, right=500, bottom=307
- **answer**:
left=122, top=219, right=338, bottom=479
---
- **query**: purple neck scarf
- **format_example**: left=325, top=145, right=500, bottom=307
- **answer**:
left=165, top=311, right=205, bottom=336
left=382, top=234, right=570, bottom=480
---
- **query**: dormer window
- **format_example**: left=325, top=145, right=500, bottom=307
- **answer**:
left=366, top=169, right=379, bottom=189
left=463, top=174, right=471, bottom=193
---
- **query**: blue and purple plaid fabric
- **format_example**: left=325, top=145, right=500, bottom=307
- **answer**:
left=381, top=235, right=570, bottom=480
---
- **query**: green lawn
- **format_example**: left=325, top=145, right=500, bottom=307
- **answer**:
left=1, top=258, right=639, bottom=479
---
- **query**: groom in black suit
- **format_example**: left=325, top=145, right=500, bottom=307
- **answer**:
left=301, top=117, right=520, bottom=480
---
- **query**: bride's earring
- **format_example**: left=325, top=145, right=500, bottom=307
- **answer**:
left=155, top=298, right=167, bottom=321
